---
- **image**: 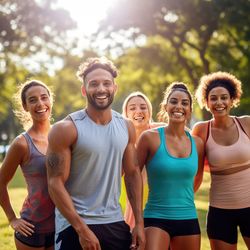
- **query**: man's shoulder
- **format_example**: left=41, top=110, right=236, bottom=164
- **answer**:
left=112, top=109, right=124, bottom=120
left=68, top=109, right=87, bottom=121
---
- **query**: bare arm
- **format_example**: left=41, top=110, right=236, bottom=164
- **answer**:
left=193, top=136, right=205, bottom=192
left=46, top=120, right=101, bottom=250
left=123, top=119, right=145, bottom=250
left=0, top=136, right=35, bottom=235
left=191, top=121, right=208, bottom=143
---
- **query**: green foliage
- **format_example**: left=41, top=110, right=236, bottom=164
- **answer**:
left=0, top=0, right=77, bottom=142
left=100, top=0, right=250, bottom=119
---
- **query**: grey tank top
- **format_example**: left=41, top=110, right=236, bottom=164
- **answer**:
left=56, top=109, right=129, bottom=233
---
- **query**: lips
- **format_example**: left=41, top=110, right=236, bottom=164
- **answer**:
left=172, top=112, right=184, bottom=117
left=134, top=116, right=144, bottom=121
left=214, top=107, right=225, bottom=111
left=36, top=108, right=48, bottom=113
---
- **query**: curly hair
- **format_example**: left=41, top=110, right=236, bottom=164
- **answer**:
left=157, top=82, right=193, bottom=122
left=76, top=57, right=118, bottom=84
left=195, top=71, right=242, bottom=110
left=13, top=79, right=53, bottom=130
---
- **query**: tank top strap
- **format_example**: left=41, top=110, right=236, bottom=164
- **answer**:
left=22, top=132, right=41, bottom=157
left=22, top=132, right=32, bottom=148
left=157, top=127, right=165, bottom=145
left=186, top=131, right=195, bottom=157
left=233, top=116, right=249, bottom=139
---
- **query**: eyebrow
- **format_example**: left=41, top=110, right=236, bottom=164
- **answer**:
left=209, top=94, right=229, bottom=97
left=169, top=97, right=190, bottom=101
left=128, top=103, right=147, bottom=107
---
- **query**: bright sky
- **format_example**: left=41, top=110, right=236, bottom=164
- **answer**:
left=55, top=0, right=119, bottom=36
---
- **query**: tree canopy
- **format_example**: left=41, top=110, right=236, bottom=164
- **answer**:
left=100, top=0, right=250, bottom=119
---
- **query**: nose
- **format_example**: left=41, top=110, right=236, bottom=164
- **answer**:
left=97, top=83, right=106, bottom=92
left=176, top=101, right=182, bottom=108
left=37, top=98, right=43, bottom=105
left=135, top=107, right=142, bottom=113
left=216, top=98, right=223, bottom=105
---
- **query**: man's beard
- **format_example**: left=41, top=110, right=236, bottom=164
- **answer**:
left=86, top=92, right=114, bottom=110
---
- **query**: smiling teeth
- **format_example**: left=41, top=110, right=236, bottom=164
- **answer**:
left=134, top=117, right=144, bottom=121
left=37, top=109, right=47, bottom=113
left=173, top=112, right=183, bottom=116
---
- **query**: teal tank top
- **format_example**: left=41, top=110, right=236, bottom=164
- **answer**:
left=144, top=127, right=198, bottom=220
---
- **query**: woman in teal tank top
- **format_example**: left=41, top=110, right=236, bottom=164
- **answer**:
left=137, top=82, right=204, bottom=250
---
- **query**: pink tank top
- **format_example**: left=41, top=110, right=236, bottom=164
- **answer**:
left=206, top=117, right=250, bottom=208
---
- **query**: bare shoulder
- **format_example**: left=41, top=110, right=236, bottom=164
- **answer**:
left=150, top=122, right=166, bottom=128
left=49, top=119, right=77, bottom=148
left=236, top=115, right=250, bottom=135
left=237, top=115, right=250, bottom=125
left=9, top=134, right=28, bottom=156
left=0, top=134, right=29, bottom=172
left=140, top=127, right=161, bottom=143
left=192, top=121, right=209, bottom=135
left=192, top=134, right=204, bottom=149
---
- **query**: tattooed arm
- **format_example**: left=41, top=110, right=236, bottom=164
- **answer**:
left=46, top=120, right=101, bottom=250
left=123, top=119, right=145, bottom=250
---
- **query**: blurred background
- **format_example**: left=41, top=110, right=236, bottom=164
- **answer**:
left=1, top=0, right=250, bottom=159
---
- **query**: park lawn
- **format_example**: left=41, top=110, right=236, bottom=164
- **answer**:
left=0, top=169, right=248, bottom=250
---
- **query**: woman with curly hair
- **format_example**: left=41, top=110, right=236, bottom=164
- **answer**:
left=0, top=80, right=55, bottom=250
left=192, top=71, right=250, bottom=250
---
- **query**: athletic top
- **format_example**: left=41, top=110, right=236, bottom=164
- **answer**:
left=20, top=132, right=55, bottom=233
left=206, top=117, right=250, bottom=208
left=144, top=127, right=198, bottom=220
left=55, top=109, right=128, bottom=233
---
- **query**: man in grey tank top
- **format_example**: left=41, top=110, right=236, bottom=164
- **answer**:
left=46, top=57, right=145, bottom=250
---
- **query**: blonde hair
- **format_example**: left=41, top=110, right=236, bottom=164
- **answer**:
left=122, top=91, right=153, bottom=120
left=13, top=80, right=53, bottom=130
left=195, top=71, right=242, bottom=110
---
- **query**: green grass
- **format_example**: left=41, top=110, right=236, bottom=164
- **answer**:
left=0, top=169, right=248, bottom=250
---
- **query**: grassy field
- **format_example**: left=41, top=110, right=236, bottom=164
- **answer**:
left=0, top=169, right=248, bottom=250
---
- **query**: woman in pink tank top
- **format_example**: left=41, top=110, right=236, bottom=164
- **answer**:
left=192, top=71, right=250, bottom=250
left=0, top=80, right=55, bottom=250
left=122, top=91, right=165, bottom=230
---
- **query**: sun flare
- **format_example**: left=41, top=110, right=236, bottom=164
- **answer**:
left=56, top=0, right=118, bottom=35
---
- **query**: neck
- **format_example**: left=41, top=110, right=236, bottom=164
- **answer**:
left=166, top=122, right=186, bottom=137
left=212, top=115, right=233, bottom=129
left=30, top=120, right=50, bottom=136
left=86, top=107, right=112, bottom=125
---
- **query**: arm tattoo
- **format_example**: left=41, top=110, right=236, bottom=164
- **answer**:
left=46, top=152, right=64, bottom=177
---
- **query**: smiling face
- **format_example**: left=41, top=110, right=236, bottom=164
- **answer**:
left=165, top=90, right=192, bottom=123
left=23, top=85, right=52, bottom=122
left=82, top=68, right=117, bottom=110
left=126, top=96, right=151, bottom=129
left=207, top=86, right=232, bottom=117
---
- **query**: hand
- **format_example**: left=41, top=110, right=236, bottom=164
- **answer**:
left=10, top=217, right=35, bottom=236
left=78, top=226, right=101, bottom=250
left=131, top=223, right=145, bottom=250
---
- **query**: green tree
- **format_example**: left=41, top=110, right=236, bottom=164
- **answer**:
left=100, top=0, right=250, bottom=118
left=0, top=0, right=76, bottom=143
